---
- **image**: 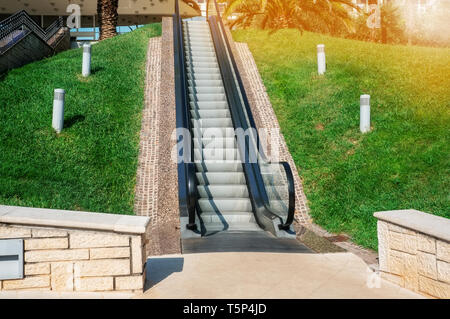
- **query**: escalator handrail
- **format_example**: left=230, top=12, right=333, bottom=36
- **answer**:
left=208, top=16, right=293, bottom=230
left=174, top=0, right=198, bottom=231
left=207, top=1, right=295, bottom=229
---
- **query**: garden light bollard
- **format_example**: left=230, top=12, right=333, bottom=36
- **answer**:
left=52, top=89, right=65, bottom=133
left=317, top=44, right=326, bottom=75
left=82, top=43, right=91, bottom=77
left=360, top=94, right=371, bottom=133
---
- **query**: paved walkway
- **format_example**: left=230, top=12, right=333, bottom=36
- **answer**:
left=134, top=36, right=161, bottom=220
left=0, top=252, right=423, bottom=299
left=136, top=252, right=423, bottom=299
left=134, top=32, right=181, bottom=257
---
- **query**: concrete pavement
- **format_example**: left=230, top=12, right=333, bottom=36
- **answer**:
left=0, top=252, right=424, bottom=299
left=136, top=252, right=423, bottom=299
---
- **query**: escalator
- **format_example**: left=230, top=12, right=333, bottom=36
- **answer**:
left=185, top=19, right=260, bottom=234
left=174, top=1, right=310, bottom=253
left=0, top=11, right=69, bottom=74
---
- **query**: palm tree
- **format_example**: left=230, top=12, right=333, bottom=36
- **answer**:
left=96, top=0, right=201, bottom=40
left=97, top=0, right=119, bottom=40
left=220, top=0, right=360, bottom=33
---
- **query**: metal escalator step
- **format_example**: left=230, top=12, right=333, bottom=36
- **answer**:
left=188, top=73, right=222, bottom=81
left=185, top=43, right=214, bottom=49
left=185, top=51, right=216, bottom=58
left=184, top=23, right=209, bottom=27
left=188, top=79, right=222, bottom=87
left=194, top=148, right=240, bottom=161
left=185, top=35, right=212, bottom=42
left=189, top=93, right=226, bottom=102
left=186, top=61, right=218, bottom=69
left=191, top=118, right=233, bottom=128
left=199, top=223, right=261, bottom=233
left=199, top=210, right=255, bottom=223
left=190, top=101, right=228, bottom=109
left=185, top=56, right=217, bottom=63
left=196, top=172, right=246, bottom=185
left=188, top=86, right=224, bottom=95
left=194, top=161, right=242, bottom=172
left=193, top=137, right=236, bottom=148
left=185, top=48, right=216, bottom=54
left=197, top=184, right=248, bottom=197
left=184, top=35, right=211, bottom=41
left=187, top=67, right=221, bottom=75
left=193, top=127, right=235, bottom=138
left=198, top=198, right=252, bottom=213
left=185, top=40, right=213, bottom=48
left=190, top=109, right=230, bottom=119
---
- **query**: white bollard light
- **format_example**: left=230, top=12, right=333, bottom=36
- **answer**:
left=52, top=89, right=65, bottom=133
left=317, top=44, right=326, bottom=75
left=82, top=43, right=91, bottom=77
left=360, top=94, right=371, bottom=133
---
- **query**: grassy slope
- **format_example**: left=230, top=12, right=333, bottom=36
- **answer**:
left=0, top=23, right=161, bottom=215
left=233, top=29, right=450, bottom=250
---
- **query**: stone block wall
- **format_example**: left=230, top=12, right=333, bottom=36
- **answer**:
left=375, top=210, right=450, bottom=298
left=0, top=206, right=150, bottom=293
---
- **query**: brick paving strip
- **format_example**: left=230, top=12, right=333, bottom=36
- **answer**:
left=134, top=18, right=181, bottom=257
left=134, top=36, right=161, bottom=221
left=232, top=41, right=311, bottom=225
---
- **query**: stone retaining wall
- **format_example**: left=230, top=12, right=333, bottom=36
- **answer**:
left=0, top=206, right=149, bottom=293
left=375, top=209, right=450, bottom=298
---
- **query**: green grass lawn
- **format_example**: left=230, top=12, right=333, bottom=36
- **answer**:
left=233, top=29, right=450, bottom=250
left=0, top=23, right=161, bottom=215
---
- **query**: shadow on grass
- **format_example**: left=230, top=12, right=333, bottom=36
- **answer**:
left=91, top=66, right=105, bottom=75
left=64, top=115, right=85, bottom=129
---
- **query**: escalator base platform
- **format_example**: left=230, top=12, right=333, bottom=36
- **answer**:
left=182, top=231, right=313, bottom=254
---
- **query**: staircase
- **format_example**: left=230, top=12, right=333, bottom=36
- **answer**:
left=0, top=11, right=69, bottom=74
left=183, top=19, right=260, bottom=235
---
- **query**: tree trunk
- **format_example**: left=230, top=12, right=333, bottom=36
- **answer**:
left=380, top=8, right=387, bottom=44
left=97, top=0, right=119, bottom=40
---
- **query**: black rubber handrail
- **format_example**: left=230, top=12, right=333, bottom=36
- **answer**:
left=207, top=0, right=295, bottom=230
left=174, top=0, right=198, bottom=231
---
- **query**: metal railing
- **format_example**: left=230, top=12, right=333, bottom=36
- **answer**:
left=0, top=10, right=65, bottom=52
left=43, top=16, right=65, bottom=42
